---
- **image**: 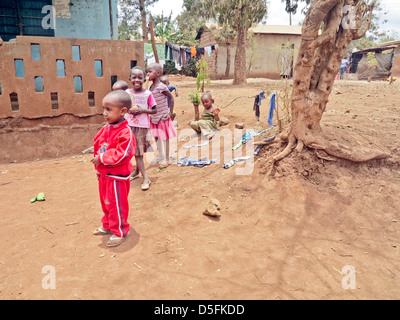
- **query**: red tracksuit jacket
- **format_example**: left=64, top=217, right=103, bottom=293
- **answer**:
left=93, top=119, right=135, bottom=177
left=93, top=119, right=135, bottom=237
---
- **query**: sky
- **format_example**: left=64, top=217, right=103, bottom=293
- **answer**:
left=148, top=0, right=400, bottom=36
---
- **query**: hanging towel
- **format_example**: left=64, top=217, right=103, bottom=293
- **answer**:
left=191, top=47, right=197, bottom=56
left=268, top=93, right=276, bottom=127
left=206, top=46, right=212, bottom=56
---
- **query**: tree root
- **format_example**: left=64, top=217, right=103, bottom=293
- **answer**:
left=272, top=135, right=297, bottom=163
left=267, top=131, right=391, bottom=177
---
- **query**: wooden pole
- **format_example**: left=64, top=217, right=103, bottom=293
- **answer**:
left=149, top=21, right=159, bottom=63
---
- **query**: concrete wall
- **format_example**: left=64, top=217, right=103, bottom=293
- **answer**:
left=0, top=36, right=143, bottom=119
left=391, top=47, right=400, bottom=77
left=54, top=0, right=118, bottom=40
left=198, top=28, right=301, bottom=79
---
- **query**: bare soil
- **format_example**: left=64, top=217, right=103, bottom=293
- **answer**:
left=1, top=76, right=399, bottom=300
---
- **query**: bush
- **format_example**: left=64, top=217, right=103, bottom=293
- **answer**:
left=163, top=60, right=178, bottom=75
left=163, top=57, right=200, bottom=78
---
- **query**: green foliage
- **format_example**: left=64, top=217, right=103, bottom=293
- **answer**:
left=188, top=91, right=201, bottom=105
left=163, top=60, right=179, bottom=75
left=195, top=56, right=211, bottom=93
left=181, top=56, right=199, bottom=78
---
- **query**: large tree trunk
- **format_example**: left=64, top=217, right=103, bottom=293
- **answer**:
left=273, top=0, right=390, bottom=163
left=225, top=42, right=231, bottom=79
left=233, top=26, right=247, bottom=85
left=139, top=0, right=148, bottom=42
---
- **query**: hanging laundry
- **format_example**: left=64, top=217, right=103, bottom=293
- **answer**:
left=268, top=93, right=276, bottom=127
left=191, top=47, right=197, bottom=56
left=253, top=90, right=265, bottom=121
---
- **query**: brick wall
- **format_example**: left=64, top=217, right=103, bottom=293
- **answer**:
left=198, top=29, right=218, bottom=78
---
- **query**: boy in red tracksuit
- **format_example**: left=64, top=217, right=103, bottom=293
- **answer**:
left=91, top=90, right=136, bottom=247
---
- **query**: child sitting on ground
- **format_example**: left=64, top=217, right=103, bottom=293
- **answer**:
left=189, top=92, right=220, bottom=140
left=91, top=90, right=135, bottom=247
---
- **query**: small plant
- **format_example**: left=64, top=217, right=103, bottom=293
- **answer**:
left=195, top=56, right=211, bottom=93
left=189, top=91, right=201, bottom=105
left=189, top=91, right=201, bottom=121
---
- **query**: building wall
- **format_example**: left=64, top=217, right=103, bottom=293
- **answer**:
left=198, top=28, right=301, bottom=79
left=198, top=29, right=218, bottom=77
left=0, top=36, right=143, bottom=119
left=391, top=47, right=400, bottom=77
left=54, top=0, right=118, bottom=40
left=0, top=0, right=118, bottom=42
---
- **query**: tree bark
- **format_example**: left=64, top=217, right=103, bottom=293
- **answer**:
left=273, top=0, right=390, bottom=163
left=233, top=26, right=247, bottom=85
left=225, top=42, right=231, bottom=79
left=139, top=0, right=148, bottom=42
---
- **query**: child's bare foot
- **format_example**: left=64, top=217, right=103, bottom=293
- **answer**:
left=130, top=170, right=140, bottom=181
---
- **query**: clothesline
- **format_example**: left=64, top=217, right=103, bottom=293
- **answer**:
left=164, top=41, right=218, bottom=70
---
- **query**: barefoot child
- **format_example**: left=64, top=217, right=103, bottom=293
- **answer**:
left=147, top=63, right=177, bottom=166
left=190, top=92, right=220, bottom=139
left=91, top=90, right=135, bottom=247
left=125, top=66, right=157, bottom=190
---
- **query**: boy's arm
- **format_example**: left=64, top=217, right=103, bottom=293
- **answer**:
left=214, top=108, right=220, bottom=122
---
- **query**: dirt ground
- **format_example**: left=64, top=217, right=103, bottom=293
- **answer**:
left=1, top=76, right=399, bottom=300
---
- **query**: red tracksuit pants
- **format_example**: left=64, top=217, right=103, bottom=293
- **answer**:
left=98, top=174, right=130, bottom=237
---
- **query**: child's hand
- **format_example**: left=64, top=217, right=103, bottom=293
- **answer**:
left=91, top=155, right=100, bottom=166
left=129, top=105, right=141, bottom=115
left=214, top=108, right=220, bottom=115
left=170, top=112, right=176, bottom=121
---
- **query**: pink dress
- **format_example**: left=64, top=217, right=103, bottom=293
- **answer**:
left=149, top=82, right=177, bottom=141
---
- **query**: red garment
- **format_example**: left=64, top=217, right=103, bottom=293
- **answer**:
left=98, top=174, right=130, bottom=237
left=93, top=119, right=135, bottom=177
left=190, top=46, right=196, bottom=57
left=93, top=119, right=135, bottom=237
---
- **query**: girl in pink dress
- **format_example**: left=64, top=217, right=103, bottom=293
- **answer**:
left=125, top=66, right=157, bottom=190
left=147, top=63, right=177, bottom=167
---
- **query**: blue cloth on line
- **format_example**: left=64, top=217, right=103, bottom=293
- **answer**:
left=268, top=93, right=276, bottom=127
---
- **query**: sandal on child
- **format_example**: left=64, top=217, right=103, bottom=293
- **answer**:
left=93, top=226, right=112, bottom=235
left=141, top=180, right=151, bottom=191
left=106, top=232, right=130, bottom=247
